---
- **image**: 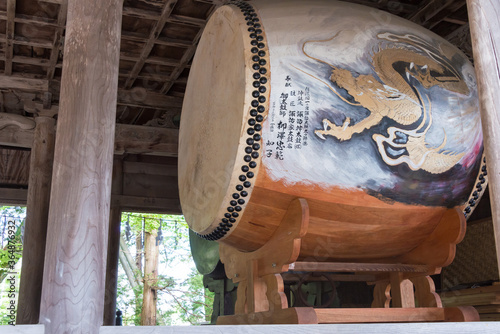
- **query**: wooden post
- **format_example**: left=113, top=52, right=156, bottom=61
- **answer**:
left=103, top=158, right=123, bottom=325
left=141, top=230, right=159, bottom=326
left=38, top=0, right=123, bottom=332
left=17, top=115, right=56, bottom=324
left=467, top=0, right=500, bottom=273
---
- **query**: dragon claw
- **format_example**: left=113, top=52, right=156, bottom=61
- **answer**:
left=315, top=131, right=326, bottom=140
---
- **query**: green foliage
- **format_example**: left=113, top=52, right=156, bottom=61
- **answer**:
left=117, top=212, right=214, bottom=325
left=0, top=206, right=26, bottom=325
left=0, top=206, right=26, bottom=282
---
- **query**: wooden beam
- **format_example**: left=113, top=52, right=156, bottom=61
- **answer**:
left=112, top=195, right=181, bottom=214
left=114, top=124, right=179, bottom=156
left=124, top=0, right=179, bottom=89
left=0, top=75, right=49, bottom=92
left=0, top=187, right=27, bottom=205
left=5, top=0, right=16, bottom=75
left=117, top=88, right=183, bottom=109
left=467, top=0, right=500, bottom=276
left=14, top=14, right=59, bottom=27
left=14, top=35, right=54, bottom=49
left=426, top=2, right=467, bottom=29
left=160, top=21, right=206, bottom=94
left=46, top=1, right=68, bottom=79
left=39, top=0, right=123, bottom=332
left=12, top=55, right=54, bottom=67
left=123, top=161, right=177, bottom=177
left=407, top=0, right=455, bottom=26
left=17, top=116, right=56, bottom=324
left=0, top=123, right=179, bottom=155
left=121, top=30, right=193, bottom=48
left=168, top=14, right=206, bottom=27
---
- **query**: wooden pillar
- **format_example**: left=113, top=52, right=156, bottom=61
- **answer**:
left=103, top=157, right=123, bottom=325
left=17, top=115, right=56, bottom=324
left=467, top=0, right=500, bottom=273
left=141, top=230, right=159, bottom=326
left=39, top=0, right=123, bottom=332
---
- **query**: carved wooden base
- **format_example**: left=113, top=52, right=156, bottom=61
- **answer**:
left=218, top=198, right=479, bottom=325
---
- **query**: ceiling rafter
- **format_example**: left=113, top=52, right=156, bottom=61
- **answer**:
left=425, top=1, right=467, bottom=30
left=123, top=0, right=179, bottom=90
left=159, top=4, right=217, bottom=94
left=407, top=0, right=455, bottom=26
left=46, top=0, right=68, bottom=80
left=5, top=0, right=16, bottom=75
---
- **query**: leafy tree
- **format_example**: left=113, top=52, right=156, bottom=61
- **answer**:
left=117, top=212, right=214, bottom=325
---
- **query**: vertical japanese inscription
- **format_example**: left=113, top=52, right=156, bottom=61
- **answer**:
left=267, top=75, right=310, bottom=161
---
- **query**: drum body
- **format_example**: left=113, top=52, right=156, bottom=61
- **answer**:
left=179, top=0, right=483, bottom=263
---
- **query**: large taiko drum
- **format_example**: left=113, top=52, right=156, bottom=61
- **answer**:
left=179, top=0, right=484, bottom=263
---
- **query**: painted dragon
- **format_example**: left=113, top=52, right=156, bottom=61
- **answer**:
left=302, top=32, right=470, bottom=174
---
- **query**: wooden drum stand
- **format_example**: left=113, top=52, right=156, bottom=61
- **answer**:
left=217, top=198, right=479, bottom=324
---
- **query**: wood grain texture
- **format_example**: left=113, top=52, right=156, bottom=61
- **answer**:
left=467, top=0, right=500, bottom=275
left=17, top=116, right=56, bottom=324
left=0, top=75, right=49, bottom=91
left=114, top=124, right=178, bottom=157
left=0, top=126, right=34, bottom=148
left=314, top=307, right=478, bottom=323
left=38, top=0, right=123, bottom=332
left=0, top=123, right=178, bottom=156
left=0, top=187, right=27, bottom=205
left=141, top=230, right=159, bottom=325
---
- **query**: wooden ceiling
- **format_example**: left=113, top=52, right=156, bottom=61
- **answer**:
left=0, top=0, right=474, bottom=189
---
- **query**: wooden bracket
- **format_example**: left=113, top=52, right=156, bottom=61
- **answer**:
left=219, top=198, right=309, bottom=316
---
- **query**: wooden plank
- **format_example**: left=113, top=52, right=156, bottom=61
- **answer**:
left=160, top=11, right=207, bottom=94
left=124, top=0, right=179, bottom=89
left=123, top=161, right=177, bottom=176
left=467, top=0, right=500, bottom=275
left=14, top=14, right=59, bottom=27
left=122, top=6, right=159, bottom=20
left=0, top=188, right=28, bottom=205
left=441, top=292, right=500, bottom=307
left=441, top=284, right=500, bottom=298
left=315, top=307, right=444, bottom=323
left=38, top=0, right=122, bottom=332
left=17, top=116, right=56, bottom=324
left=407, top=0, right=455, bottom=25
left=114, top=124, right=179, bottom=156
left=168, top=14, right=206, bottom=27
left=46, top=1, right=68, bottom=79
left=98, top=322, right=500, bottom=333
left=12, top=56, right=53, bottom=67
left=5, top=0, right=16, bottom=75
left=111, top=195, right=181, bottom=214
left=0, top=75, right=49, bottom=92
left=117, top=88, right=183, bottom=109
left=14, top=35, right=53, bottom=49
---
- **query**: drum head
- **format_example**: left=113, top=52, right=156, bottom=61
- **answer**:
left=179, top=6, right=248, bottom=234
